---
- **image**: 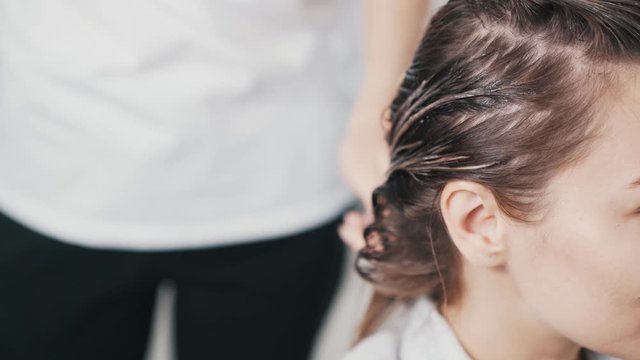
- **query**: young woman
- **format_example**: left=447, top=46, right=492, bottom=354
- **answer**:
left=345, top=1, right=640, bottom=359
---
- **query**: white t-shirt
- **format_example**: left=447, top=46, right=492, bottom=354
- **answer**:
left=0, top=0, right=360, bottom=249
left=344, top=298, right=620, bottom=360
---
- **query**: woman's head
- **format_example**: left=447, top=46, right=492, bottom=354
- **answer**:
left=357, top=0, right=640, bottom=356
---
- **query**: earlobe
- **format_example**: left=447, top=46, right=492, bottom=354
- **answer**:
left=440, top=181, right=507, bottom=268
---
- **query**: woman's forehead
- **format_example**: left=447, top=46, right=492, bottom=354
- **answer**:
left=550, top=73, right=640, bottom=198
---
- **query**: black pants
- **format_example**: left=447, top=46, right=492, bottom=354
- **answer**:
left=0, top=212, right=345, bottom=360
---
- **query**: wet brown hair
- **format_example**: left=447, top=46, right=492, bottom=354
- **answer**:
left=355, top=0, right=640, bottom=341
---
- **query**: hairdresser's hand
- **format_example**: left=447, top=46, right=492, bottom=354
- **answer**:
left=339, top=100, right=390, bottom=214
left=338, top=97, right=389, bottom=252
left=339, top=0, right=428, bottom=251
left=338, top=210, right=372, bottom=251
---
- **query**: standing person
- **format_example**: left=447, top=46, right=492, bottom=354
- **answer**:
left=0, top=1, right=356, bottom=359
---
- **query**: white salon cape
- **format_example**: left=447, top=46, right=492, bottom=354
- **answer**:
left=0, top=0, right=360, bottom=249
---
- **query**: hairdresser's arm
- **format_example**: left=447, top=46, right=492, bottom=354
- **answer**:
left=340, top=0, right=429, bottom=212
left=339, top=0, right=429, bottom=249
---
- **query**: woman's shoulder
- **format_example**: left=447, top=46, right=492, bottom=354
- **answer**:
left=341, top=299, right=412, bottom=360
left=343, top=297, right=470, bottom=360
left=343, top=297, right=622, bottom=360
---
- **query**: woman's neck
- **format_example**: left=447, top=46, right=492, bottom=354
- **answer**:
left=441, top=265, right=582, bottom=360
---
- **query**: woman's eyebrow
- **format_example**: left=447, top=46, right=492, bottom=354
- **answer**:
left=628, top=177, right=640, bottom=189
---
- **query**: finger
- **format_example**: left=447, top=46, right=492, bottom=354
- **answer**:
left=338, top=212, right=368, bottom=251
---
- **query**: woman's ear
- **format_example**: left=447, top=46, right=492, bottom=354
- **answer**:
left=440, top=181, right=507, bottom=268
